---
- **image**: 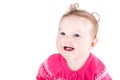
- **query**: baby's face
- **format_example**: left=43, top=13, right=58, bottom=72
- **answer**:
left=56, top=16, right=93, bottom=60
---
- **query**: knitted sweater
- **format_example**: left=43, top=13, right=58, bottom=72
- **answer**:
left=36, top=53, right=112, bottom=80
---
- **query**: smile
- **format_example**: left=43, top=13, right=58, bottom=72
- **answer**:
left=63, top=46, right=74, bottom=51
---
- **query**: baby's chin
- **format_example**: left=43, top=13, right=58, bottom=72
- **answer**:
left=62, top=53, right=78, bottom=60
left=60, top=51, right=78, bottom=60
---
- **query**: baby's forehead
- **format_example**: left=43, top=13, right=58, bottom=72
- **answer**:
left=61, top=15, right=92, bottom=26
left=59, top=16, right=93, bottom=29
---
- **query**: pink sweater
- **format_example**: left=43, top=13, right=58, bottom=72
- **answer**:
left=36, top=53, right=112, bottom=80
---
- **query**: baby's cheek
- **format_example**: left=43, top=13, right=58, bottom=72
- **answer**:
left=74, top=42, right=86, bottom=50
left=74, top=41, right=81, bottom=47
left=56, top=39, right=63, bottom=49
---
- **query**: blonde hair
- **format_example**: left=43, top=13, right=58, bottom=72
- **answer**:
left=60, top=3, right=100, bottom=39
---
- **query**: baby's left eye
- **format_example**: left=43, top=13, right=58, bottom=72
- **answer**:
left=74, top=33, right=80, bottom=37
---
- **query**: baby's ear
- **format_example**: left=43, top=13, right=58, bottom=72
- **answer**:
left=89, top=38, right=98, bottom=50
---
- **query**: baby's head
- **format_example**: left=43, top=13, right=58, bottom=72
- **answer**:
left=56, top=3, right=100, bottom=59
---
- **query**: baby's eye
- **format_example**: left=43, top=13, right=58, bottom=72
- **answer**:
left=74, top=33, right=80, bottom=37
left=60, top=32, right=66, bottom=36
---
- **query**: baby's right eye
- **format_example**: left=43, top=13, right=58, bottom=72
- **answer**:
left=60, top=32, right=65, bottom=36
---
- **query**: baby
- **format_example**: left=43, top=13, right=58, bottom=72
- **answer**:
left=36, top=3, right=112, bottom=80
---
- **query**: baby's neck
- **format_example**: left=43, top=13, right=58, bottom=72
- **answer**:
left=66, top=53, right=90, bottom=71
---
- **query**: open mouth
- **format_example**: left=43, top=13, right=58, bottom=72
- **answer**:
left=63, top=46, right=74, bottom=51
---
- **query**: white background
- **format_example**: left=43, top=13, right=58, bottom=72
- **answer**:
left=0, top=0, right=120, bottom=80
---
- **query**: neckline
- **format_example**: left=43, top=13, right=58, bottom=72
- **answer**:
left=60, top=53, right=93, bottom=75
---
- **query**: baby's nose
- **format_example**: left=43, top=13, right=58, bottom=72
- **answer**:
left=64, top=36, right=73, bottom=43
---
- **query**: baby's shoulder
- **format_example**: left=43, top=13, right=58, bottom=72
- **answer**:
left=45, top=53, right=62, bottom=68
left=44, top=53, right=62, bottom=75
left=47, top=53, right=61, bottom=63
left=89, top=54, right=112, bottom=79
left=90, top=54, right=105, bottom=68
left=89, top=54, right=106, bottom=74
